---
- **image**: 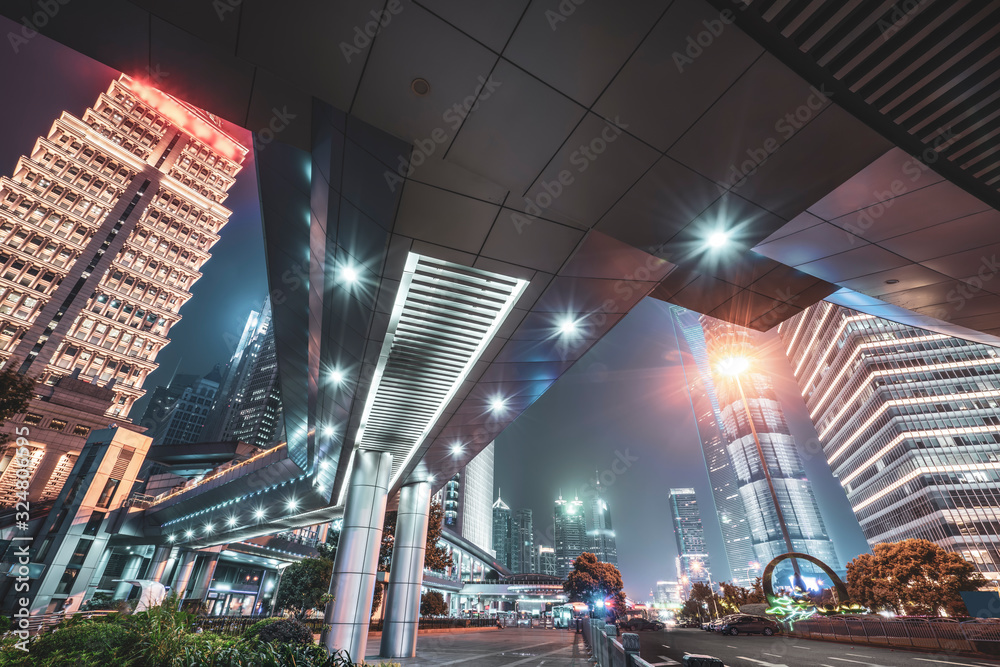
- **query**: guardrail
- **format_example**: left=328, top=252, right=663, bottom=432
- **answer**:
left=791, top=617, right=1000, bottom=655
left=580, top=617, right=648, bottom=667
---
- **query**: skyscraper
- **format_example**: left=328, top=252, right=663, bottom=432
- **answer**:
left=461, top=442, right=494, bottom=555
left=144, top=365, right=222, bottom=445
left=202, top=296, right=274, bottom=443
left=511, top=508, right=534, bottom=573
left=443, top=473, right=460, bottom=529
left=554, top=493, right=586, bottom=578
left=702, top=316, right=839, bottom=569
left=671, top=306, right=756, bottom=584
left=669, top=488, right=711, bottom=596
left=780, top=303, right=1000, bottom=579
left=0, top=75, right=247, bottom=502
left=536, top=545, right=557, bottom=576
left=587, top=479, right=618, bottom=566
left=492, top=491, right=512, bottom=570
left=221, top=306, right=283, bottom=449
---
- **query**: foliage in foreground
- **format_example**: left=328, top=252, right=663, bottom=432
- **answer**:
left=564, top=552, right=628, bottom=615
left=847, top=538, right=985, bottom=616
left=0, top=600, right=400, bottom=667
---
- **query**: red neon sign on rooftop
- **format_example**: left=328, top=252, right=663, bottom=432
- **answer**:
left=123, top=77, right=247, bottom=163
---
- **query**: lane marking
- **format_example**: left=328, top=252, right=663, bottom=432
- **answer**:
left=498, top=645, right=570, bottom=666
left=764, top=653, right=783, bottom=658
left=654, top=657, right=680, bottom=666
left=793, top=645, right=812, bottom=649
left=437, top=640, right=557, bottom=665
left=662, top=644, right=670, bottom=648
left=827, top=657, right=888, bottom=667
left=735, top=657, right=788, bottom=667
left=846, top=654, right=874, bottom=658
left=728, top=645, right=739, bottom=648
left=914, top=659, right=985, bottom=666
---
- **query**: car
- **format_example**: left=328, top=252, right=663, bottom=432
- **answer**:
left=623, top=617, right=665, bottom=631
left=679, top=620, right=701, bottom=629
left=720, top=615, right=780, bottom=636
left=708, top=615, right=740, bottom=632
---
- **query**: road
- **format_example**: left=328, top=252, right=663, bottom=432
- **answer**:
left=635, top=627, right=1000, bottom=667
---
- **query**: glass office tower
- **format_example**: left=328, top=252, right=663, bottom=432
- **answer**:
left=669, top=487, right=711, bottom=597
left=702, top=316, right=839, bottom=568
left=671, top=306, right=756, bottom=584
left=554, top=493, right=586, bottom=578
left=780, top=302, right=1000, bottom=579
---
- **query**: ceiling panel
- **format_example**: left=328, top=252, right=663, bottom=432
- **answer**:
left=520, top=112, right=660, bottom=228
left=877, top=209, right=1000, bottom=262
left=593, top=0, right=764, bottom=152
left=755, top=220, right=869, bottom=266
left=503, top=0, right=668, bottom=107
left=795, top=244, right=911, bottom=283
left=445, top=59, right=586, bottom=193
left=351, top=2, right=499, bottom=146
left=480, top=212, right=584, bottom=274
left=417, top=0, right=530, bottom=53
left=394, top=181, right=499, bottom=253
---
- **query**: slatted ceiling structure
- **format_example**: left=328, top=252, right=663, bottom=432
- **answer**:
left=355, top=253, right=527, bottom=486
left=724, top=0, right=1000, bottom=206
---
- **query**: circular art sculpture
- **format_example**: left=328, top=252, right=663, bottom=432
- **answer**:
left=761, top=552, right=864, bottom=626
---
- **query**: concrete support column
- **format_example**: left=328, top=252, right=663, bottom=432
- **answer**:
left=189, top=547, right=221, bottom=605
left=113, top=554, right=143, bottom=599
left=380, top=480, right=431, bottom=659
left=171, top=549, right=198, bottom=601
left=149, top=545, right=173, bottom=583
left=323, top=449, right=392, bottom=662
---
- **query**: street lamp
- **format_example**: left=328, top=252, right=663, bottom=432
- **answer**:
left=690, top=560, right=720, bottom=619
left=716, top=355, right=804, bottom=589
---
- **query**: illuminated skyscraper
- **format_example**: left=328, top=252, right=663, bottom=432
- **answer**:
left=461, top=441, right=494, bottom=555
left=512, top=508, right=534, bottom=573
left=554, top=493, right=586, bottom=578
left=536, top=545, right=556, bottom=576
left=0, top=75, right=247, bottom=503
left=671, top=306, right=755, bottom=584
left=587, top=479, right=618, bottom=566
left=669, top=488, right=711, bottom=597
left=492, top=491, right=512, bottom=570
left=780, top=303, right=1000, bottom=579
left=702, top=317, right=839, bottom=569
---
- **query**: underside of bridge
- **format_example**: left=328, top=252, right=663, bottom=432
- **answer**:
left=12, top=0, right=998, bottom=658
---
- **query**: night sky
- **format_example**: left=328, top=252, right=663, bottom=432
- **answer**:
left=6, top=18, right=872, bottom=601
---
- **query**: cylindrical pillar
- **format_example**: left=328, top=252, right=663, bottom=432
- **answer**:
left=149, top=545, right=174, bottom=583
left=171, top=549, right=198, bottom=599
left=113, top=554, right=143, bottom=599
left=380, top=480, right=431, bottom=658
left=324, top=450, right=392, bottom=662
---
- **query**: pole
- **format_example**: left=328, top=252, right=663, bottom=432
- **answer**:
left=733, top=374, right=803, bottom=585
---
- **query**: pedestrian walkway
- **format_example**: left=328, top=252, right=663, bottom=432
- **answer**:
left=368, top=628, right=586, bottom=666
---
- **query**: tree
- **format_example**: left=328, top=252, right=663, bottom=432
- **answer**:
left=0, top=370, right=33, bottom=445
left=275, top=557, right=334, bottom=619
left=688, top=582, right=721, bottom=618
left=563, top=552, right=627, bottom=616
left=372, top=499, right=454, bottom=617
left=680, top=598, right=704, bottom=622
left=718, top=578, right=766, bottom=613
left=420, top=591, right=448, bottom=617
left=847, top=539, right=985, bottom=616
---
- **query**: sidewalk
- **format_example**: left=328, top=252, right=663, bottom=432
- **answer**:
left=365, top=627, right=587, bottom=666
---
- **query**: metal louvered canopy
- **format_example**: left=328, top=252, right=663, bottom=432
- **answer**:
left=353, top=253, right=527, bottom=489
left=719, top=0, right=1000, bottom=210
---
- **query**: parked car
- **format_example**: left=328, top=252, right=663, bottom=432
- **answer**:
left=708, top=615, right=740, bottom=632
left=679, top=620, right=701, bottom=628
left=622, top=617, right=665, bottom=631
left=721, top=615, right=780, bottom=636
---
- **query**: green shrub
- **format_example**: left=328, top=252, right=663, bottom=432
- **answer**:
left=257, top=618, right=314, bottom=645
left=243, top=617, right=283, bottom=640
left=0, top=621, right=138, bottom=666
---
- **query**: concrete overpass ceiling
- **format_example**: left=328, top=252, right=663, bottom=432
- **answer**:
left=16, top=0, right=998, bottom=542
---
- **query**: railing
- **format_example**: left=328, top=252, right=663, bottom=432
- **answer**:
left=791, top=617, right=1000, bottom=655
left=581, top=617, right=647, bottom=667
left=368, top=617, right=496, bottom=632
left=24, top=610, right=117, bottom=635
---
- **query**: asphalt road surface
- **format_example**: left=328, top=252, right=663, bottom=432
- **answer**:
left=635, top=627, right=1000, bottom=667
